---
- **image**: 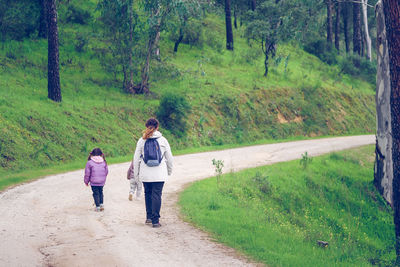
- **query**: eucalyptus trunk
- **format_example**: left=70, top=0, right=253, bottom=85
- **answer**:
left=374, top=0, right=392, bottom=207
left=382, top=0, right=400, bottom=261
left=47, top=0, right=61, bottom=102
left=361, top=0, right=372, bottom=60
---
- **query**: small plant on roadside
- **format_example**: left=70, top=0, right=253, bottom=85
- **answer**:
left=212, top=158, right=224, bottom=185
left=300, top=151, right=313, bottom=169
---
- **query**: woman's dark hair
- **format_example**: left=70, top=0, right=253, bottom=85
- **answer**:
left=143, top=118, right=160, bottom=139
left=88, top=148, right=106, bottom=162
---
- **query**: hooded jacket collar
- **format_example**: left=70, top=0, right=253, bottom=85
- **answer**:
left=91, top=156, right=104, bottom=163
left=150, top=131, right=162, bottom=139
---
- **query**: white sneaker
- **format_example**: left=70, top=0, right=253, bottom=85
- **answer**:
left=129, top=193, right=133, bottom=201
left=95, top=206, right=101, bottom=212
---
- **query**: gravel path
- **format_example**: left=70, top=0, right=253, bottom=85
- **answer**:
left=0, top=135, right=374, bottom=267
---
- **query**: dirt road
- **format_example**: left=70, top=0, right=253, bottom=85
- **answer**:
left=0, top=135, right=374, bottom=267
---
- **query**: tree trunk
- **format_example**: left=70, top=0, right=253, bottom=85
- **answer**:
left=361, top=0, right=372, bottom=61
left=343, top=2, right=350, bottom=53
left=123, top=0, right=135, bottom=94
left=375, top=0, right=393, bottom=207
left=335, top=2, right=340, bottom=52
left=38, top=0, right=47, bottom=38
left=361, top=26, right=365, bottom=57
left=233, top=7, right=237, bottom=29
left=353, top=2, right=362, bottom=55
left=224, top=0, right=234, bottom=50
left=382, top=0, right=400, bottom=261
left=326, top=0, right=333, bottom=47
left=47, top=0, right=61, bottom=102
left=174, top=28, right=184, bottom=53
left=154, top=30, right=161, bottom=60
left=139, top=36, right=154, bottom=94
left=250, top=0, right=256, bottom=11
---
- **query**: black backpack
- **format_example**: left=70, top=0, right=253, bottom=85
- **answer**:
left=143, top=138, right=163, bottom=167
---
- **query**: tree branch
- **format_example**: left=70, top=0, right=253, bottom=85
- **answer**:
left=335, top=0, right=374, bottom=8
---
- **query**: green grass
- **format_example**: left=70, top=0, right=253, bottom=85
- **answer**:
left=0, top=2, right=376, bottom=190
left=179, top=145, right=395, bottom=266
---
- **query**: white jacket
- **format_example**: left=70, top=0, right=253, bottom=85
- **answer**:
left=133, top=131, right=173, bottom=182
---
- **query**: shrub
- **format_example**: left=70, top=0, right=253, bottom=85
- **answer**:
left=0, top=0, right=40, bottom=41
left=169, top=19, right=204, bottom=48
left=74, top=33, right=88, bottom=52
left=205, top=31, right=224, bottom=53
left=156, top=92, right=191, bottom=137
left=339, top=55, right=377, bottom=85
left=65, top=5, right=92, bottom=25
left=304, top=39, right=338, bottom=65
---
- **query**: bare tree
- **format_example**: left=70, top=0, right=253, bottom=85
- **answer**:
left=47, top=0, right=62, bottom=102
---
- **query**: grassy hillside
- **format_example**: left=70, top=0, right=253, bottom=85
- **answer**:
left=0, top=1, right=376, bottom=186
left=179, top=146, right=395, bottom=266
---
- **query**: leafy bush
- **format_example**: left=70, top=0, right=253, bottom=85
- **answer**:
left=170, top=19, right=204, bottom=48
left=205, top=30, right=224, bottom=53
left=65, top=5, right=92, bottom=25
left=74, top=33, right=89, bottom=52
left=151, top=61, right=181, bottom=82
left=156, top=92, right=191, bottom=137
left=0, top=0, right=40, bottom=41
left=339, top=55, right=377, bottom=85
left=304, top=39, right=338, bottom=65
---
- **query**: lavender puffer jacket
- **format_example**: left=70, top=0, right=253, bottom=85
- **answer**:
left=84, top=158, right=108, bottom=186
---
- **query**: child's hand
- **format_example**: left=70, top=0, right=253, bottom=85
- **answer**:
left=85, top=183, right=89, bottom=187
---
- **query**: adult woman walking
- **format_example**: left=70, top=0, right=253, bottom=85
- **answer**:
left=133, top=118, right=173, bottom=228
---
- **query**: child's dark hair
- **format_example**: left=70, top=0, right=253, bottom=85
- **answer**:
left=88, top=148, right=106, bottom=163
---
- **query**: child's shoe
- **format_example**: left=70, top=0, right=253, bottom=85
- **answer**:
left=100, top=204, right=104, bottom=211
left=145, top=219, right=152, bottom=225
left=152, top=223, right=162, bottom=228
left=95, top=206, right=101, bottom=212
left=129, top=193, right=133, bottom=201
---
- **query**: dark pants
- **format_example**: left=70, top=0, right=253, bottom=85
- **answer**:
left=143, top=182, right=164, bottom=224
left=91, top=186, right=104, bottom=207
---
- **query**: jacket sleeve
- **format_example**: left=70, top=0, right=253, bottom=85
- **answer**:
left=163, top=138, right=173, bottom=176
left=105, top=163, right=109, bottom=176
left=84, top=161, right=91, bottom=184
left=133, top=138, right=143, bottom=180
left=127, top=161, right=134, bottom=180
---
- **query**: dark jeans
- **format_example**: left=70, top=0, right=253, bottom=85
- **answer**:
left=143, top=182, right=164, bottom=224
left=91, top=186, right=104, bottom=207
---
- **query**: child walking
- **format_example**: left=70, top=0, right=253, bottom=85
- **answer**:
left=127, top=161, right=142, bottom=201
left=84, top=148, right=108, bottom=212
